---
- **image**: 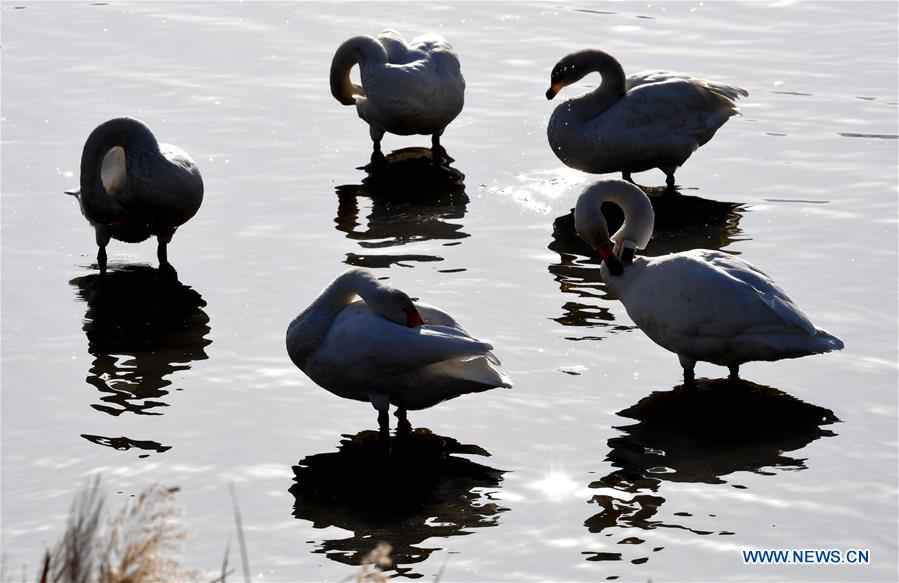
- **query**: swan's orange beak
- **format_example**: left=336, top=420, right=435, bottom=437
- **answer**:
left=405, top=307, right=424, bottom=328
left=546, top=82, right=562, bottom=100
left=597, top=243, right=624, bottom=276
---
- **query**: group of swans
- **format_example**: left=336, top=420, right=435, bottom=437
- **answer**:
left=65, top=31, right=841, bottom=431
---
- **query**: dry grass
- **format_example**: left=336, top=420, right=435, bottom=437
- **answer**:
left=353, top=543, right=392, bottom=583
left=37, top=477, right=193, bottom=583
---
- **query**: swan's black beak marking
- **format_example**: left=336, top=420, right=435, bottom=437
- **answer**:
left=605, top=254, right=624, bottom=276
left=596, top=243, right=624, bottom=276
left=546, top=85, right=559, bottom=100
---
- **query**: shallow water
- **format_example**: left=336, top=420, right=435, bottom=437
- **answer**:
left=2, top=2, right=897, bottom=581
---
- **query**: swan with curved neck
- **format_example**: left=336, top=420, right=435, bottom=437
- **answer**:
left=575, top=179, right=843, bottom=383
left=286, top=269, right=510, bottom=432
left=330, top=29, right=465, bottom=158
left=66, top=117, right=203, bottom=272
left=547, top=49, right=747, bottom=189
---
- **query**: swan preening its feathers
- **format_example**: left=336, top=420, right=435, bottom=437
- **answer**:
left=330, top=29, right=465, bottom=156
left=66, top=117, right=203, bottom=272
left=286, top=269, right=510, bottom=432
left=547, top=49, right=747, bottom=188
left=574, top=179, right=843, bottom=382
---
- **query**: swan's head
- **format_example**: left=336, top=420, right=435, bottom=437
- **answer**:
left=546, top=49, right=624, bottom=100
left=370, top=286, right=425, bottom=328
left=546, top=51, right=597, bottom=99
left=574, top=180, right=655, bottom=276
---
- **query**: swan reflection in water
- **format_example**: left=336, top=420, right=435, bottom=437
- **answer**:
left=69, top=264, right=211, bottom=453
left=583, top=379, right=837, bottom=564
left=335, top=147, right=469, bottom=269
left=548, top=189, right=745, bottom=336
left=289, top=427, right=508, bottom=578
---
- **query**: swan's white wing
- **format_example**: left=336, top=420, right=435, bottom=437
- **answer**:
left=628, top=70, right=748, bottom=101
left=697, top=250, right=817, bottom=335
left=313, top=303, right=494, bottom=380
left=415, top=302, right=504, bottom=365
left=624, top=251, right=815, bottom=341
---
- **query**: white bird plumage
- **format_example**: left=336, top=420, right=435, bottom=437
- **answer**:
left=546, top=50, right=747, bottom=188
left=574, top=179, right=844, bottom=382
left=66, top=117, right=203, bottom=272
left=330, top=29, right=465, bottom=156
left=286, top=269, right=510, bottom=431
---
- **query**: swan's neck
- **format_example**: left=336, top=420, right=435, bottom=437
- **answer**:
left=577, top=180, right=655, bottom=251
left=330, top=35, right=388, bottom=105
left=79, top=117, right=158, bottom=223
left=286, top=270, right=381, bottom=368
left=561, top=51, right=627, bottom=121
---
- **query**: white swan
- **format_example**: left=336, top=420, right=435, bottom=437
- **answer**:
left=574, top=179, right=843, bottom=382
left=546, top=50, right=747, bottom=188
left=286, top=269, right=510, bottom=431
left=330, top=29, right=465, bottom=156
left=66, top=117, right=203, bottom=273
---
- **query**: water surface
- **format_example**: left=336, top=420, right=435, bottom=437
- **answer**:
left=2, top=2, right=897, bottom=581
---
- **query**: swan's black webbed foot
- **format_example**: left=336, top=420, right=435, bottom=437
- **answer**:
left=431, top=135, right=450, bottom=164
left=394, top=407, right=411, bottom=435
left=370, top=148, right=386, bottom=168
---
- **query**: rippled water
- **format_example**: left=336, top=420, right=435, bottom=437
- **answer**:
left=2, top=2, right=897, bottom=581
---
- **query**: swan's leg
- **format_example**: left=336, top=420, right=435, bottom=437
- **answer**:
left=728, top=364, right=740, bottom=380
left=370, top=394, right=390, bottom=434
left=97, top=246, right=107, bottom=274
left=622, top=171, right=633, bottom=183
left=369, top=125, right=385, bottom=155
left=431, top=132, right=445, bottom=155
left=664, top=171, right=676, bottom=191
left=679, top=354, right=696, bottom=387
left=157, top=230, right=174, bottom=267
left=95, top=227, right=111, bottom=274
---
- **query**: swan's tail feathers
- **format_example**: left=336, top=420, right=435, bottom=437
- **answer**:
left=445, top=356, right=512, bottom=390
left=813, top=329, right=844, bottom=353
left=704, top=81, right=748, bottom=102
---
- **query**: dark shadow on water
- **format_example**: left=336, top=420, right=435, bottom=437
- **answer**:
left=548, top=189, right=746, bottom=337
left=289, top=427, right=508, bottom=578
left=335, top=147, right=469, bottom=269
left=69, top=264, right=211, bottom=426
left=582, top=379, right=837, bottom=565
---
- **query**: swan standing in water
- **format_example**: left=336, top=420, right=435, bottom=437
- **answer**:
left=546, top=49, right=747, bottom=189
left=330, top=29, right=465, bottom=159
left=66, top=117, right=203, bottom=273
left=286, top=269, right=510, bottom=432
left=574, top=179, right=843, bottom=383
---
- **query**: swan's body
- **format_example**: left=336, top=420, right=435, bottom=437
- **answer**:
left=546, top=50, right=747, bottom=188
left=66, top=117, right=203, bottom=272
left=330, top=29, right=465, bottom=156
left=574, top=180, right=843, bottom=382
left=286, top=269, right=509, bottom=431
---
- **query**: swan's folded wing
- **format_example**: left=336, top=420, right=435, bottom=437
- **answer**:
left=628, top=70, right=748, bottom=100
left=625, top=252, right=805, bottom=341
left=698, top=250, right=817, bottom=336
left=317, top=310, right=494, bottom=378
